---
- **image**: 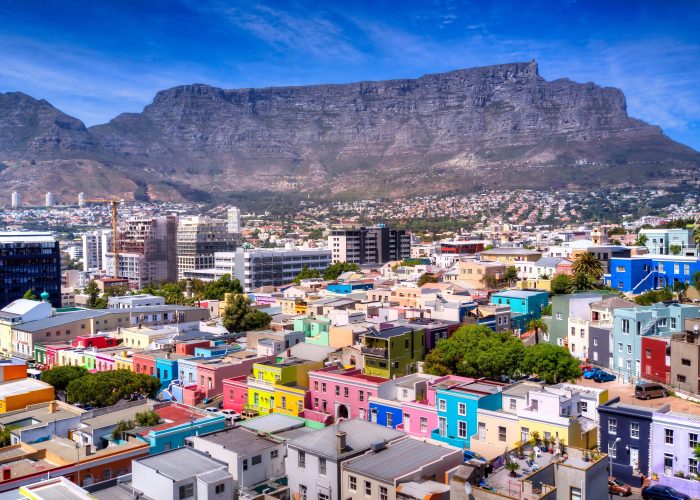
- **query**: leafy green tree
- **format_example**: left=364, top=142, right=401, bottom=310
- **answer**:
left=202, top=274, right=243, bottom=299
left=635, top=233, right=648, bottom=247
left=293, top=265, right=322, bottom=284
left=222, top=294, right=272, bottom=333
left=571, top=271, right=597, bottom=292
left=40, top=366, right=88, bottom=399
left=503, top=266, right=519, bottom=286
left=323, top=262, right=361, bottom=281
left=141, top=282, right=194, bottom=305
left=541, top=304, right=552, bottom=316
left=480, top=274, right=499, bottom=289
left=22, top=289, right=38, bottom=300
left=0, top=425, right=18, bottom=447
left=397, top=259, right=425, bottom=267
left=135, top=410, right=161, bottom=427
left=572, top=253, right=604, bottom=281
left=67, top=370, right=160, bottom=407
left=83, top=281, right=108, bottom=309
left=423, top=324, right=525, bottom=379
left=693, top=271, right=700, bottom=291
left=520, top=343, right=581, bottom=384
left=694, top=224, right=700, bottom=248
left=417, top=273, right=439, bottom=287
left=669, top=244, right=682, bottom=256
left=111, top=419, right=135, bottom=441
left=633, top=287, right=674, bottom=306
left=551, top=274, right=574, bottom=295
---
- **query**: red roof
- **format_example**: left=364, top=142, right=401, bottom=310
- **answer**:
left=137, top=404, right=207, bottom=436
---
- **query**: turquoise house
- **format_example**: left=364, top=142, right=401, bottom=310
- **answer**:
left=134, top=405, right=226, bottom=454
left=293, top=316, right=331, bottom=346
left=491, top=290, right=549, bottom=331
left=431, top=377, right=504, bottom=449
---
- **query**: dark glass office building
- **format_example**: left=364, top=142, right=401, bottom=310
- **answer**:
left=0, top=232, right=61, bottom=308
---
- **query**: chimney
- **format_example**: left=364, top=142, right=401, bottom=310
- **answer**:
left=287, top=348, right=292, bottom=357
left=85, top=444, right=92, bottom=456
left=336, top=430, right=347, bottom=453
left=2, top=467, right=10, bottom=481
left=48, top=401, right=58, bottom=413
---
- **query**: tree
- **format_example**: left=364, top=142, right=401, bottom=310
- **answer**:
left=423, top=325, right=525, bottom=379
left=551, top=274, right=574, bottom=295
left=135, top=410, right=161, bottom=427
left=633, top=287, right=674, bottom=306
left=673, top=281, right=689, bottom=302
left=541, top=304, right=552, bottom=316
left=202, top=274, right=243, bottom=299
left=572, top=253, right=604, bottom=281
left=669, top=244, right=682, bottom=256
left=480, top=274, right=499, bottom=289
left=503, top=266, right=519, bottom=287
left=520, top=343, right=581, bottom=384
left=417, top=273, right=439, bottom=287
left=635, top=233, right=648, bottom=247
left=527, top=319, right=548, bottom=344
left=293, top=265, right=322, bottom=284
left=40, top=366, right=88, bottom=398
left=694, top=224, right=700, bottom=249
left=111, top=419, right=135, bottom=441
left=22, top=289, right=38, bottom=300
left=222, top=294, right=272, bottom=333
left=0, top=425, right=18, bottom=447
left=67, top=370, right=161, bottom=407
left=693, top=271, right=700, bottom=291
left=323, top=262, right=361, bottom=281
left=570, top=271, right=597, bottom=292
left=83, top=281, right=107, bottom=309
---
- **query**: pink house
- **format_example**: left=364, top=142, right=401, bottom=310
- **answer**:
left=222, top=376, right=248, bottom=413
left=398, top=375, right=465, bottom=439
left=307, top=366, right=396, bottom=422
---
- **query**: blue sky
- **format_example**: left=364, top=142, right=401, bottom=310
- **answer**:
left=1, top=0, right=699, bottom=149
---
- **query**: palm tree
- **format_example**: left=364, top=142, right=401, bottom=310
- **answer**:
left=527, top=319, right=548, bottom=344
left=694, top=223, right=700, bottom=252
left=635, top=233, right=648, bottom=247
left=503, top=266, right=519, bottom=287
left=572, top=253, right=604, bottom=280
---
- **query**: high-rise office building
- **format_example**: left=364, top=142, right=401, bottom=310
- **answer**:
left=0, top=232, right=61, bottom=308
left=177, top=216, right=238, bottom=279
left=329, top=225, right=411, bottom=264
left=82, top=229, right=111, bottom=272
left=105, top=216, right=177, bottom=288
left=45, top=192, right=55, bottom=207
left=11, top=192, right=20, bottom=208
left=78, top=192, right=86, bottom=207
left=227, top=207, right=241, bottom=234
left=234, top=247, right=332, bottom=292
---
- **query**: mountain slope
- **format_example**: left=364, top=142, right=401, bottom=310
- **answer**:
left=1, top=61, right=699, bottom=203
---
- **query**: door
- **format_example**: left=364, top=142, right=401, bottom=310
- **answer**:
left=478, top=422, right=486, bottom=441
left=438, top=417, right=447, bottom=437
left=404, top=413, right=411, bottom=432
left=630, top=447, right=639, bottom=471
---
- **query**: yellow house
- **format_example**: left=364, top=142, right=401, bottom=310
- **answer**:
left=119, top=326, right=171, bottom=349
left=0, top=323, right=12, bottom=357
left=246, top=358, right=322, bottom=416
left=273, top=383, right=307, bottom=417
left=0, top=378, right=55, bottom=413
left=278, top=298, right=308, bottom=316
left=479, top=248, right=542, bottom=264
left=517, top=278, right=552, bottom=292
left=470, top=408, right=523, bottom=460
left=114, top=351, right=134, bottom=371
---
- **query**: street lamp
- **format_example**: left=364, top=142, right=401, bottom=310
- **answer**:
left=609, top=437, right=621, bottom=499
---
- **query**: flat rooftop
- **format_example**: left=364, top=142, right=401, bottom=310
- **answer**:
left=136, top=446, right=227, bottom=481
left=0, top=378, right=53, bottom=399
left=193, top=427, right=279, bottom=453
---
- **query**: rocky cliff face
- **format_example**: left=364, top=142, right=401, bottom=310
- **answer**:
left=1, top=62, right=699, bottom=202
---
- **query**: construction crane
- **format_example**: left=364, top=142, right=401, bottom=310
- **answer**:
left=85, top=198, right=122, bottom=279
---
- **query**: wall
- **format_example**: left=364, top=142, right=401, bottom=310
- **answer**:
left=368, top=398, right=402, bottom=428
left=286, top=446, right=340, bottom=500
left=650, top=412, right=700, bottom=498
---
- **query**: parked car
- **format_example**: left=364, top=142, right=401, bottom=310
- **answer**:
left=221, top=409, right=241, bottom=422
left=583, top=367, right=604, bottom=379
left=641, top=484, right=690, bottom=499
left=205, top=407, right=220, bottom=413
left=463, top=450, right=486, bottom=462
left=608, top=477, right=632, bottom=496
left=593, top=371, right=616, bottom=383
left=635, top=382, right=668, bottom=400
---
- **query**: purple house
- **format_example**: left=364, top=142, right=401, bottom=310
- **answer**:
left=651, top=410, right=700, bottom=498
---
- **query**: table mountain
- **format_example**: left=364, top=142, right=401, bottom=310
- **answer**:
left=1, top=61, right=699, bottom=203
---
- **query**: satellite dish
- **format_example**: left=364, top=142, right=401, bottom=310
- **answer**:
left=464, top=482, right=472, bottom=495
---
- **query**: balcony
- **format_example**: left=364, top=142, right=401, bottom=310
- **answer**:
left=247, top=376, right=275, bottom=388
left=361, top=346, right=388, bottom=358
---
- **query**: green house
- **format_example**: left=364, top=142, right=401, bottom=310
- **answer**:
left=293, top=316, right=331, bottom=346
left=361, top=325, right=425, bottom=379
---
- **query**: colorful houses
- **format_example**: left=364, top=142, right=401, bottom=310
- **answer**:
left=360, top=325, right=425, bottom=379
left=489, top=289, right=548, bottom=331
left=606, top=255, right=700, bottom=293
left=650, top=409, right=700, bottom=498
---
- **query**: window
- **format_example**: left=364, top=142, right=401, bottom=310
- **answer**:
left=616, top=266, right=625, bottom=272
left=300, top=485, right=308, bottom=500
left=252, top=455, right=261, bottom=465
left=531, top=399, right=539, bottom=412
left=179, top=483, right=195, bottom=499
left=344, top=387, right=349, bottom=398
left=335, top=385, right=340, bottom=396
left=380, top=486, right=388, bottom=500
left=608, top=418, right=617, bottom=434
left=671, top=317, right=677, bottom=330
left=510, top=399, right=517, bottom=411
left=608, top=441, right=617, bottom=458
left=630, top=422, right=639, bottom=439
left=349, top=476, right=357, bottom=492
left=665, top=428, right=674, bottom=445
left=420, top=417, right=427, bottom=433
left=682, top=358, right=691, bottom=366
left=322, top=383, right=326, bottom=392
left=690, top=433, right=698, bottom=449
left=678, top=374, right=687, bottom=383
left=499, top=426, right=507, bottom=442
left=314, top=398, right=319, bottom=408
left=571, top=326, right=575, bottom=337
left=319, top=457, right=326, bottom=475
left=271, top=449, right=279, bottom=458
left=359, top=390, right=364, bottom=402
left=664, top=454, right=673, bottom=475
left=243, top=459, right=248, bottom=471
left=690, top=459, right=699, bottom=476
left=298, top=451, right=306, bottom=468
left=438, top=399, right=446, bottom=411
left=646, top=348, right=652, bottom=359
left=215, top=484, right=226, bottom=494
left=556, top=312, right=562, bottom=320
left=314, top=381, right=318, bottom=391
left=458, top=403, right=466, bottom=416
left=571, top=486, right=582, bottom=500
left=458, top=421, right=467, bottom=438
left=622, top=319, right=630, bottom=334
left=578, top=401, right=588, bottom=414
left=593, top=338, right=598, bottom=347
left=365, top=481, right=372, bottom=496
left=627, top=344, right=632, bottom=354
left=386, top=412, right=393, bottom=427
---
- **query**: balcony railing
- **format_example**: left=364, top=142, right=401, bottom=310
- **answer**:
left=361, top=346, right=388, bottom=358
left=247, top=376, right=274, bottom=387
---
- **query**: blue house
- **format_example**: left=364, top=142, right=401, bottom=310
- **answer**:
left=431, top=377, right=503, bottom=449
left=598, top=397, right=656, bottom=487
left=606, top=256, right=700, bottom=293
left=368, top=397, right=403, bottom=428
left=326, top=282, right=374, bottom=294
left=490, top=290, right=549, bottom=332
left=612, top=303, right=700, bottom=382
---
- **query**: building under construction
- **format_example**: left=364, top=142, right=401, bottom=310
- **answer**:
left=105, top=216, right=177, bottom=288
left=176, top=215, right=239, bottom=280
